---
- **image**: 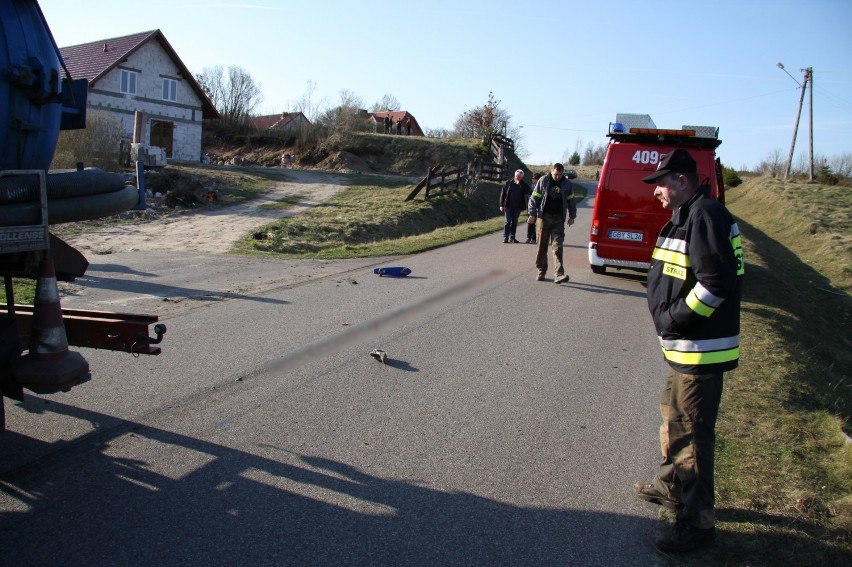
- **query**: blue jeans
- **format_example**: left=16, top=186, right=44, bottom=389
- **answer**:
left=503, top=207, right=520, bottom=240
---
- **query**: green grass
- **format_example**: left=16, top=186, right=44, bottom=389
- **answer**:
left=232, top=175, right=503, bottom=258
left=1, top=278, right=36, bottom=305
left=259, top=193, right=305, bottom=211
left=662, top=176, right=852, bottom=565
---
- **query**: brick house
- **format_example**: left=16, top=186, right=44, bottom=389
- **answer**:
left=370, top=111, right=424, bottom=136
left=251, top=112, right=311, bottom=131
left=59, top=30, right=219, bottom=162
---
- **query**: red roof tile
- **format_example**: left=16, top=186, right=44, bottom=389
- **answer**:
left=59, top=30, right=219, bottom=119
left=251, top=112, right=309, bottom=130
left=370, top=111, right=424, bottom=136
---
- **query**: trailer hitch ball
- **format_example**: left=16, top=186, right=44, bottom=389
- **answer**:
left=151, top=324, right=166, bottom=344
left=136, top=323, right=166, bottom=346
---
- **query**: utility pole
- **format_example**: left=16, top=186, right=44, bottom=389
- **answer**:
left=777, top=63, right=813, bottom=181
left=807, top=67, right=814, bottom=182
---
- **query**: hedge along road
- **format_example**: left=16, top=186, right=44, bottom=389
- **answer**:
left=2, top=179, right=668, bottom=565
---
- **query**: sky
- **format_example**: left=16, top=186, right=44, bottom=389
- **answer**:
left=37, top=0, right=852, bottom=170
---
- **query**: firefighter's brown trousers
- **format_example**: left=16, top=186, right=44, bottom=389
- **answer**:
left=652, top=370, right=724, bottom=529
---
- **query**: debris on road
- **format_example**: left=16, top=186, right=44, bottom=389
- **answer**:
left=374, top=266, right=412, bottom=277
left=370, top=349, right=388, bottom=363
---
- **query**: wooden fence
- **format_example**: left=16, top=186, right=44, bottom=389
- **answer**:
left=405, top=159, right=508, bottom=201
left=405, top=134, right=513, bottom=201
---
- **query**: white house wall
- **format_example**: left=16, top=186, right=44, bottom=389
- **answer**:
left=87, top=40, right=204, bottom=162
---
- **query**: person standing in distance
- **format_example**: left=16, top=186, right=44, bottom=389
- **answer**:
left=528, top=163, right=576, bottom=282
left=499, top=169, right=530, bottom=243
left=634, top=148, right=744, bottom=553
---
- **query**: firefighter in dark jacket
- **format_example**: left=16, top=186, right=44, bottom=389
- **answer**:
left=634, top=149, right=744, bottom=553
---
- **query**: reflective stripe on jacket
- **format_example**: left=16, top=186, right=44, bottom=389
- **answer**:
left=646, top=187, right=744, bottom=374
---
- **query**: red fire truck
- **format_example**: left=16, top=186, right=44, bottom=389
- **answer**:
left=588, top=113, right=725, bottom=275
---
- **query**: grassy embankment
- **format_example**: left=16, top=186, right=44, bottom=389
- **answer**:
left=231, top=132, right=509, bottom=257
left=232, top=173, right=503, bottom=258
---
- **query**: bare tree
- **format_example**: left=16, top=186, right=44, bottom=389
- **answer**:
left=794, top=151, right=808, bottom=176
left=292, top=80, right=318, bottom=122
left=424, top=127, right=453, bottom=138
left=830, top=152, right=852, bottom=178
left=582, top=141, right=606, bottom=165
left=454, top=91, right=505, bottom=139
left=196, top=65, right=262, bottom=125
left=370, top=94, right=401, bottom=113
left=756, top=148, right=785, bottom=177
left=507, top=123, right=527, bottom=157
left=316, top=90, right=370, bottom=134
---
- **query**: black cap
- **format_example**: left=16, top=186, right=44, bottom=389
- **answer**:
left=641, top=149, right=697, bottom=183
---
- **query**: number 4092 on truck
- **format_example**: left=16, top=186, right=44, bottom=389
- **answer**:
left=588, top=113, right=725, bottom=275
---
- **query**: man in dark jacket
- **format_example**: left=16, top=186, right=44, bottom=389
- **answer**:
left=527, top=163, right=576, bottom=282
left=634, top=148, right=744, bottom=553
left=499, top=169, right=531, bottom=243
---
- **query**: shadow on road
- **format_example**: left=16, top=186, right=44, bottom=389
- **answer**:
left=565, top=281, right=647, bottom=299
left=84, top=263, right=159, bottom=277
left=1, top=399, right=657, bottom=566
left=63, top=273, right=288, bottom=308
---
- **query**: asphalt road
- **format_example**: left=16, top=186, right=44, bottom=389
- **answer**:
left=0, top=183, right=670, bottom=566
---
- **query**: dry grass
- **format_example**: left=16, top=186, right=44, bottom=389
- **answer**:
left=232, top=174, right=503, bottom=258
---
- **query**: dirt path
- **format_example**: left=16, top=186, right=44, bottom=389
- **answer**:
left=64, top=168, right=349, bottom=254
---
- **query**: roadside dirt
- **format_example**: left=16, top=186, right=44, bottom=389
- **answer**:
left=63, top=168, right=349, bottom=255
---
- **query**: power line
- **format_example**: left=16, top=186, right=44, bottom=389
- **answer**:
left=517, top=124, right=601, bottom=134
left=812, top=85, right=852, bottom=111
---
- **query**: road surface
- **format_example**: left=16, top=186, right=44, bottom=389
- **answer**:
left=1, top=182, right=669, bottom=565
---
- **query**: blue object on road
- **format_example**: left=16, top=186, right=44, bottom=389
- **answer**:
left=374, top=267, right=412, bottom=277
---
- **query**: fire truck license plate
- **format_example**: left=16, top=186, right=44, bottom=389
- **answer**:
left=609, top=230, right=643, bottom=242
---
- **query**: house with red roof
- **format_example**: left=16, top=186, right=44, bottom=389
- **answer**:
left=251, top=112, right=310, bottom=131
left=370, top=111, right=424, bottom=136
left=59, top=30, right=219, bottom=162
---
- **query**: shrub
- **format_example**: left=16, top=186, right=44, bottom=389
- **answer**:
left=816, top=164, right=839, bottom=186
left=723, top=166, right=742, bottom=187
left=51, top=110, right=124, bottom=171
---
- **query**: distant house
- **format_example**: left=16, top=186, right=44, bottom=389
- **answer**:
left=369, top=111, right=424, bottom=136
left=251, top=112, right=310, bottom=131
left=59, top=29, right=219, bottom=162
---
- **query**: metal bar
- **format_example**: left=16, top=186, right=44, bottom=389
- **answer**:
left=3, top=306, right=163, bottom=355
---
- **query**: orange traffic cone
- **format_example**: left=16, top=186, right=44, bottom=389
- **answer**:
left=12, top=258, right=89, bottom=393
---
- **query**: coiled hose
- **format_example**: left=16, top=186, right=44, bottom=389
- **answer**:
left=0, top=169, right=139, bottom=226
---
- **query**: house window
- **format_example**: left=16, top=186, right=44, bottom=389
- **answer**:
left=162, top=78, right=177, bottom=102
left=120, top=70, right=137, bottom=95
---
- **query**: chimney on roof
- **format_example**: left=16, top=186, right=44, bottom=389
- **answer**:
left=103, top=43, right=108, bottom=52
